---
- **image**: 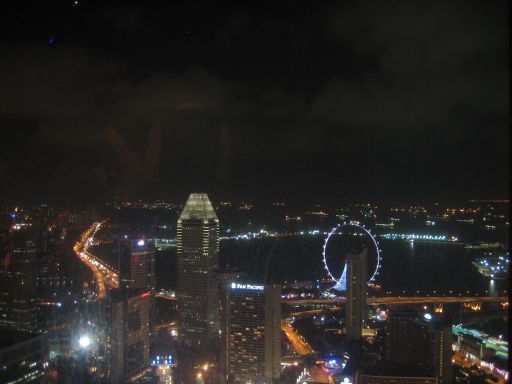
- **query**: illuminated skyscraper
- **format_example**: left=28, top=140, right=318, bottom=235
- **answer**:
left=0, top=229, right=40, bottom=333
left=118, top=238, right=156, bottom=291
left=345, top=248, right=367, bottom=342
left=177, top=193, right=220, bottom=346
left=220, top=281, right=281, bottom=384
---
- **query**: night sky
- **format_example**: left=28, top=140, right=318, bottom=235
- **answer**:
left=0, top=1, right=508, bottom=202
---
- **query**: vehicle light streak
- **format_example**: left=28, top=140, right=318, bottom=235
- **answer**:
left=74, top=221, right=119, bottom=299
left=282, top=321, right=314, bottom=355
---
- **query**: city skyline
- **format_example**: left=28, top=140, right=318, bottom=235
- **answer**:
left=0, top=192, right=509, bottom=383
left=0, top=1, right=509, bottom=383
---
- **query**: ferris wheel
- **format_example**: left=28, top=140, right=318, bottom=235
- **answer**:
left=322, top=222, right=382, bottom=291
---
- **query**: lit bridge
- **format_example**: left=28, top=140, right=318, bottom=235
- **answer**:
left=283, top=296, right=508, bottom=306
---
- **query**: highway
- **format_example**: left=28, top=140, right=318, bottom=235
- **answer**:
left=74, top=221, right=119, bottom=299
left=281, top=321, right=315, bottom=356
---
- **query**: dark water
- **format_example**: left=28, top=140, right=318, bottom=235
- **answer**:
left=219, top=236, right=507, bottom=295
left=377, top=240, right=506, bottom=295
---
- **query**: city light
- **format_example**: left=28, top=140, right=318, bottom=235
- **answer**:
left=73, top=221, right=119, bottom=299
left=381, top=233, right=457, bottom=242
left=151, top=355, right=173, bottom=366
left=79, top=335, right=91, bottom=349
left=2, top=1, right=509, bottom=382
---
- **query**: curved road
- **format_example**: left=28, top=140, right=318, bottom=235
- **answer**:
left=74, top=221, right=119, bottom=299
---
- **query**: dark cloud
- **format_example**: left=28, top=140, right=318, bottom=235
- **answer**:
left=0, top=1, right=508, bottom=201
left=314, top=0, right=508, bottom=129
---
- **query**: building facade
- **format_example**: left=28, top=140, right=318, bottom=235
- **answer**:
left=432, top=324, right=453, bottom=384
left=118, top=238, right=156, bottom=291
left=0, top=331, right=48, bottom=384
left=345, top=248, right=367, bottom=342
left=108, top=290, right=151, bottom=383
left=357, top=373, right=437, bottom=383
left=385, top=309, right=432, bottom=366
left=385, top=310, right=452, bottom=383
left=220, top=281, right=281, bottom=383
left=177, top=193, right=220, bottom=347
left=0, top=229, right=40, bottom=333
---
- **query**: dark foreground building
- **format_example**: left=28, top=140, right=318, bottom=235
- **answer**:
left=345, top=248, right=368, bottom=342
left=385, top=309, right=452, bottom=383
left=0, top=229, right=40, bottom=333
left=356, top=361, right=437, bottom=383
left=108, top=289, right=151, bottom=383
left=0, top=331, right=48, bottom=384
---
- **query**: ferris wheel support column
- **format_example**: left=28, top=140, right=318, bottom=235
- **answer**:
left=332, top=264, right=348, bottom=291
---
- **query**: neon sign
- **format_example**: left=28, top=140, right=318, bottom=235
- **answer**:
left=231, top=282, right=264, bottom=291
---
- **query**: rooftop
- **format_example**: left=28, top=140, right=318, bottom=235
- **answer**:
left=360, top=360, right=436, bottom=378
left=0, top=331, right=40, bottom=350
left=179, top=193, right=218, bottom=221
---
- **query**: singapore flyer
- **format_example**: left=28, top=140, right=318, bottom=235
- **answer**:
left=322, top=222, right=382, bottom=291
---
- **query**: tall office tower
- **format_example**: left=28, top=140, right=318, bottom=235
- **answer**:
left=217, top=269, right=243, bottom=381
left=385, top=309, right=453, bottom=382
left=118, top=238, right=156, bottom=291
left=385, top=308, right=432, bottom=366
left=0, top=229, right=40, bottom=333
left=220, top=282, right=281, bottom=384
left=345, top=248, right=367, bottom=342
left=177, top=193, right=220, bottom=346
left=108, top=290, right=151, bottom=383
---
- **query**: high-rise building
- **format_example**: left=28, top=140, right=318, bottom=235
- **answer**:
left=385, top=308, right=432, bottom=366
left=385, top=309, right=452, bottom=383
left=0, top=331, right=48, bottom=384
left=220, top=281, right=281, bottom=384
left=0, top=229, right=40, bottom=333
left=355, top=361, right=437, bottom=384
left=108, top=289, right=151, bottom=383
left=118, top=238, right=156, bottom=291
left=345, top=248, right=367, bottom=342
left=177, top=193, right=220, bottom=347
